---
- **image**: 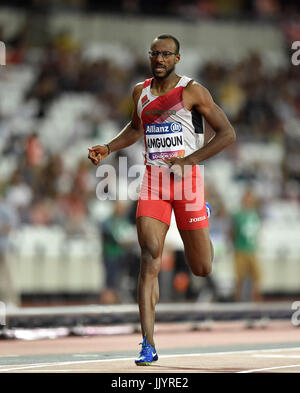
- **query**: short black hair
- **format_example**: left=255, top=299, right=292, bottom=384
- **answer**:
left=156, top=34, right=180, bottom=54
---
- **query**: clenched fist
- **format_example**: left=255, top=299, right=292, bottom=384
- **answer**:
left=88, top=144, right=110, bottom=165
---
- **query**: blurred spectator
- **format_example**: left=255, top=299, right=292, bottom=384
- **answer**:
left=254, top=0, right=280, bottom=19
left=30, top=197, right=53, bottom=226
left=0, top=190, right=20, bottom=307
left=7, top=22, right=29, bottom=64
left=61, top=185, right=88, bottom=236
left=0, top=25, right=4, bottom=43
left=6, top=169, right=33, bottom=211
left=231, top=189, right=262, bottom=302
left=25, top=133, right=44, bottom=167
left=99, top=201, right=136, bottom=301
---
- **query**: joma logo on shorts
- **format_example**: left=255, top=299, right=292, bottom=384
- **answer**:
left=189, top=216, right=206, bottom=223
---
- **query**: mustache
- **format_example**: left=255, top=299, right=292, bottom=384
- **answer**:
left=152, top=65, right=175, bottom=79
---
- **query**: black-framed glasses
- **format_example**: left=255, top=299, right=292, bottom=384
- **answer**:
left=148, top=51, right=177, bottom=59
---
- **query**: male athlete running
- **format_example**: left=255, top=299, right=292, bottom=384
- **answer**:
left=88, top=34, right=236, bottom=366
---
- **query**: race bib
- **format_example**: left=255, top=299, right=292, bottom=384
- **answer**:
left=145, top=122, right=185, bottom=160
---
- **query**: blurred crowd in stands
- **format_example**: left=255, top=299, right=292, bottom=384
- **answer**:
left=0, top=7, right=299, bottom=303
left=2, top=0, right=300, bottom=20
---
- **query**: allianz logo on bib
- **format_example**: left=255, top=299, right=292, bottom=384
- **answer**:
left=189, top=216, right=206, bottom=223
left=145, top=122, right=182, bottom=134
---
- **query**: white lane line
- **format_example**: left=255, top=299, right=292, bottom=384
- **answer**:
left=16, top=369, right=101, bottom=372
left=237, top=364, right=300, bottom=373
left=0, top=358, right=135, bottom=372
left=252, top=354, right=300, bottom=359
left=1, top=346, right=300, bottom=372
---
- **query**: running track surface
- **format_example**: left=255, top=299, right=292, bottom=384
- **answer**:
left=1, top=320, right=300, bottom=373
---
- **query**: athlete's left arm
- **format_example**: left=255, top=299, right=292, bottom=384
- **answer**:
left=184, top=82, right=236, bottom=164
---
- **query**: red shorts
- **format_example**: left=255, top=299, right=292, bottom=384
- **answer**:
left=136, top=165, right=209, bottom=230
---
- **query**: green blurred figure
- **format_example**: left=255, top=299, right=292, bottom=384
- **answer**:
left=100, top=201, right=136, bottom=303
left=231, top=189, right=262, bottom=302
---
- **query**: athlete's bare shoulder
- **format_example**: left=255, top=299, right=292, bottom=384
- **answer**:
left=183, top=80, right=213, bottom=111
left=185, top=80, right=210, bottom=96
left=132, top=82, right=144, bottom=104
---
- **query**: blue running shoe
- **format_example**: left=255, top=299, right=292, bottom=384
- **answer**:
left=135, top=336, right=158, bottom=366
left=206, top=202, right=211, bottom=218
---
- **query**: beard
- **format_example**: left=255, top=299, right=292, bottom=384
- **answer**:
left=152, top=65, right=175, bottom=80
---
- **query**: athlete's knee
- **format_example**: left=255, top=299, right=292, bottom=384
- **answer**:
left=140, top=244, right=162, bottom=278
left=190, top=260, right=212, bottom=277
left=141, top=240, right=161, bottom=260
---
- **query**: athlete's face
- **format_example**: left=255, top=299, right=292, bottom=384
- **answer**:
left=149, top=38, right=180, bottom=80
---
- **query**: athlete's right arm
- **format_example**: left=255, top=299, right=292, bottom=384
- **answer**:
left=88, top=83, right=144, bottom=165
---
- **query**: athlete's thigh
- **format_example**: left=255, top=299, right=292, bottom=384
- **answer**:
left=179, top=226, right=212, bottom=275
left=137, top=216, right=169, bottom=259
